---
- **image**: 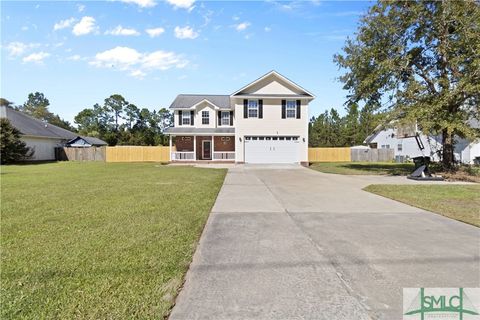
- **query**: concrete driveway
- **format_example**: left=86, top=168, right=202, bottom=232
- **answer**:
left=170, top=165, right=480, bottom=320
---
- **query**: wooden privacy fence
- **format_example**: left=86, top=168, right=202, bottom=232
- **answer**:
left=308, top=147, right=351, bottom=162
left=308, top=147, right=395, bottom=162
left=351, top=148, right=394, bottom=162
left=106, top=146, right=170, bottom=162
left=56, top=147, right=106, bottom=161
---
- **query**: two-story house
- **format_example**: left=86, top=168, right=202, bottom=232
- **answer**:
left=165, top=71, right=315, bottom=164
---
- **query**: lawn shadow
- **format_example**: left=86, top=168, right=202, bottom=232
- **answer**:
left=340, top=163, right=414, bottom=175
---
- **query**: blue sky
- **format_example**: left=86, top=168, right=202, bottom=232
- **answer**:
left=1, top=0, right=371, bottom=124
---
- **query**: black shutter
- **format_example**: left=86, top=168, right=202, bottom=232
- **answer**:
left=218, top=111, right=221, bottom=126
left=178, top=110, right=182, bottom=126
left=229, top=111, right=233, bottom=126
left=258, top=100, right=263, bottom=119
left=296, top=100, right=301, bottom=119
left=190, top=110, right=194, bottom=126
left=243, top=99, right=248, bottom=118
left=281, top=100, right=286, bottom=119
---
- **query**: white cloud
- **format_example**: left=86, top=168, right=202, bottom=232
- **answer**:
left=72, top=16, right=97, bottom=36
left=142, top=50, right=188, bottom=69
left=174, top=26, right=198, bottom=39
left=90, top=46, right=188, bottom=77
left=5, top=42, right=39, bottom=56
left=21, top=26, right=29, bottom=31
left=145, top=27, right=165, bottom=37
left=77, top=4, right=85, bottom=12
left=91, top=47, right=141, bottom=67
left=264, top=26, right=271, bottom=32
left=166, top=0, right=195, bottom=10
left=67, top=54, right=82, bottom=61
left=130, top=69, right=146, bottom=79
left=232, top=15, right=240, bottom=21
left=53, top=17, right=76, bottom=31
left=106, top=25, right=140, bottom=36
left=116, top=0, right=157, bottom=8
left=235, top=22, right=250, bottom=31
left=22, top=52, right=50, bottom=64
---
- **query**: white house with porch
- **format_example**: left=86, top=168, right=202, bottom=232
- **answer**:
left=165, top=71, right=315, bottom=164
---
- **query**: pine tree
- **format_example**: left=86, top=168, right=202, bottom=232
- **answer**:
left=0, top=119, right=33, bottom=164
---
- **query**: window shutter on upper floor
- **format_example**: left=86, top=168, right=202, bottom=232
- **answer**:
left=296, top=100, right=301, bottom=119
left=190, top=110, right=194, bottom=126
left=178, top=110, right=182, bottom=126
left=258, top=100, right=263, bottom=119
left=281, top=100, right=286, bottom=119
left=243, top=99, right=248, bottom=118
left=230, top=111, right=233, bottom=125
left=218, top=111, right=221, bottom=126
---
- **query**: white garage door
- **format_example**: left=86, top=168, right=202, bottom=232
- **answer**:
left=244, top=136, right=300, bottom=163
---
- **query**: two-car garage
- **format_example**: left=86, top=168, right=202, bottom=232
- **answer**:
left=244, top=136, right=300, bottom=163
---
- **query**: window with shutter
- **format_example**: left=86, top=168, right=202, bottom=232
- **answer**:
left=181, top=112, right=190, bottom=125
left=221, top=111, right=230, bottom=125
left=286, top=100, right=296, bottom=118
left=247, top=100, right=258, bottom=118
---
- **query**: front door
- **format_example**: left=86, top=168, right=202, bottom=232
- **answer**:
left=202, top=140, right=211, bottom=160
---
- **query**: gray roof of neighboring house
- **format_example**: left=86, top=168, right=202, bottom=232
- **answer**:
left=164, top=127, right=235, bottom=135
left=169, top=94, right=231, bottom=109
left=363, top=124, right=384, bottom=144
left=67, top=136, right=108, bottom=146
left=0, top=106, right=77, bottom=140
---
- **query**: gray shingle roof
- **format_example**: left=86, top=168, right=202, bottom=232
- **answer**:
left=0, top=106, right=77, bottom=140
left=169, top=94, right=231, bottom=109
left=164, top=127, right=235, bottom=135
left=67, top=136, right=107, bottom=146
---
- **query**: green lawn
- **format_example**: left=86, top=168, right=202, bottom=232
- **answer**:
left=309, top=162, right=414, bottom=175
left=364, top=184, right=480, bottom=227
left=1, top=162, right=226, bottom=319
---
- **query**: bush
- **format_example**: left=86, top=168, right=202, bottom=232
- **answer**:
left=0, top=118, right=33, bottom=164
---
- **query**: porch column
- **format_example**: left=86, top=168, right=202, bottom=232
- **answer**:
left=193, top=135, right=196, bottom=161
left=212, top=135, right=215, bottom=160
left=169, top=135, right=172, bottom=161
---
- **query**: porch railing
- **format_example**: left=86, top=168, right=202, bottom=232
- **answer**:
left=213, top=151, right=235, bottom=160
left=172, top=151, right=195, bottom=161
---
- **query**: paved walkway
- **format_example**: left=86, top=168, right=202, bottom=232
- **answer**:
left=170, top=165, right=480, bottom=320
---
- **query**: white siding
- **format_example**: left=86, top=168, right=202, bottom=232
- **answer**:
left=234, top=98, right=309, bottom=163
left=173, top=102, right=234, bottom=129
left=195, top=102, right=216, bottom=128
left=370, top=128, right=442, bottom=161
left=468, top=141, right=480, bottom=164
left=22, top=136, right=64, bottom=161
left=370, top=128, right=480, bottom=163
left=236, top=77, right=304, bottom=95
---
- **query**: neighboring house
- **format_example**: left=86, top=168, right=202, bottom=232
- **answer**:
left=1, top=106, right=78, bottom=161
left=66, top=136, right=107, bottom=147
left=364, top=122, right=480, bottom=164
left=164, top=71, right=315, bottom=164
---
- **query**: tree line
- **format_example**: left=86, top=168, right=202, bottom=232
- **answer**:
left=1, top=93, right=173, bottom=146
left=74, top=94, right=172, bottom=146
left=308, top=103, right=383, bottom=147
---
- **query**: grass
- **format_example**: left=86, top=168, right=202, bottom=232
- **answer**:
left=0, top=162, right=226, bottom=319
left=309, top=162, right=414, bottom=176
left=364, top=184, right=480, bottom=227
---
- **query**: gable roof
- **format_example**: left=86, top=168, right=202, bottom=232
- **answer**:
left=67, top=136, right=107, bottom=146
left=0, top=106, right=77, bottom=140
left=231, top=70, right=315, bottom=98
left=169, top=94, right=231, bottom=109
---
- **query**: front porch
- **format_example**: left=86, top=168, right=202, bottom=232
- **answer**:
left=169, top=135, right=235, bottom=162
